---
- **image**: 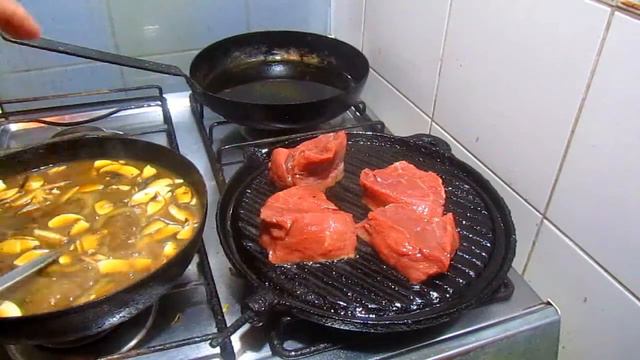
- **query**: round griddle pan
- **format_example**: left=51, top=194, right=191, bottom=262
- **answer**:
left=211, top=131, right=516, bottom=346
left=0, top=136, right=207, bottom=344
left=2, top=31, right=369, bottom=130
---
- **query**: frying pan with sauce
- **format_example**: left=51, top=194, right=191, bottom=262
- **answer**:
left=2, top=31, right=369, bottom=129
left=0, top=159, right=203, bottom=317
left=0, top=136, right=207, bottom=344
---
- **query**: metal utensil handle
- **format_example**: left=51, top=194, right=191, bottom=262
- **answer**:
left=0, top=249, right=63, bottom=293
left=209, top=310, right=256, bottom=348
left=209, top=289, right=278, bottom=348
left=1, top=35, right=186, bottom=78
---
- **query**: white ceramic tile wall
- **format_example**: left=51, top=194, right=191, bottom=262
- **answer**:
left=525, top=221, right=640, bottom=360
left=247, top=0, right=330, bottom=34
left=330, top=0, right=365, bottom=49
left=362, top=70, right=543, bottom=272
left=547, top=12, right=640, bottom=295
left=0, top=63, right=124, bottom=99
left=430, top=124, right=542, bottom=273
left=353, top=1, right=640, bottom=357
left=361, top=70, right=431, bottom=136
left=108, top=0, right=248, bottom=57
left=362, top=0, right=450, bottom=118
left=434, top=0, right=610, bottom=210
left=0, top=0, right=115, bottom=72
left=0, top=1, right=330, bottom=99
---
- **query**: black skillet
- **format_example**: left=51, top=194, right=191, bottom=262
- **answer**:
left=211, top=131, right=516, bottom=347
left=0, top=135, right=207, bottom=344
left=2, top=31, right=369, bottom=130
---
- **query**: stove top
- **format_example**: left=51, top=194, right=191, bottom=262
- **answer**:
left=0, top=87, right=559, bottom=360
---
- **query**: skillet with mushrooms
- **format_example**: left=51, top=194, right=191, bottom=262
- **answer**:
left=0, top=159, right=203, bottom=317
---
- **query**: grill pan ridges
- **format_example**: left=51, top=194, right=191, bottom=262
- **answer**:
left=218, top=132, right=516, bottom=331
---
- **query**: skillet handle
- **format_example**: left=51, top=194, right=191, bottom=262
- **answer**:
left=209, top=310, right=257, bottom=348
left=209, top=290, right=278, bottom=348
left=268, top=316, right=339, bottom=358
left=1, top=35, right=187, bottom=78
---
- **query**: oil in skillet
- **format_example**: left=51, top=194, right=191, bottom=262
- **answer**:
left=215, top=79, right=343, bottom=105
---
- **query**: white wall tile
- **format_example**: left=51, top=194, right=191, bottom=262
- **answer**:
left=547, top=13, right=640, bottom=295
left=109, top=0, right=248, bottom=57
left=247, top=0, right=330, bottom=34
left=0, top=0, right=115, bottom=72
left=122, top=51, right=198, bottom=93
left=434, top=0, right=609, bottom=210
left=363, top=0, right=449, bottom=117
left=0, top=64, right=124, bottom=99
left=525, top=221, right=640, bottom=360
left=330, top=0, right=364, bottom=49
left=430, top=123, right=542, bottom=273
left=361, top=70, right=430, bottom=136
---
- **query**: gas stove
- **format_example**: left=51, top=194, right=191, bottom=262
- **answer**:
left=0, top=86, right=559, bottom=359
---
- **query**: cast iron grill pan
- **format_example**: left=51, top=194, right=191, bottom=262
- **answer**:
left=217, top=132, right=516, bottom=335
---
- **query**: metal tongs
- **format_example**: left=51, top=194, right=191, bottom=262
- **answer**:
left=0, top=243, right=71, bottom=292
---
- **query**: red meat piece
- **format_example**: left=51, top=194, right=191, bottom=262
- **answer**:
left=360, top=161, right=445, bottom=218
left=357, top=204, right=460, bottom=283
left=260, top=186, right=357, bottom=264
left=269, top=131, right=347, bottom=190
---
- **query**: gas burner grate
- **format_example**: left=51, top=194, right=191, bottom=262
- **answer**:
left=0, top=86, right=234, bottom=360
left=0, top=85, right=178, bottom=152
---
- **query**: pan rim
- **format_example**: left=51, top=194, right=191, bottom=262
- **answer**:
left=0, top=136, right=208, bottom=323
left=217, top=131, right=516, bottom=330
left=188, top=30, right=370, bottom=105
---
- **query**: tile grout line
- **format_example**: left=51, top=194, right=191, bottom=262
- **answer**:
left=430, top=119, right=542, bottom=215
left=326, top=0, right=332, bottom=35
left=359, top=0, right=367, bottom=51
left=244, top=0, right=252, bottom=32
left=372, top=66, right=543, bottom=215
left=343, top=0, right=635, bottom=300
left=2, top=58, right=91, bottom=74
left=5, top=48, right=204, bottom=75
left=432, top=116, right=640, bottom=302
left=543, top=217, right=640, bottom=302
left=370, top=68, right=434, bottom=131
left=129, top=48, right=203, bottom=60
left=430, top=118, right=543, bottom=272
left=2, top=61, right=94, bottom=75
left=343, top=0, right=635, bottom=299
left=522, top=8, right=615, bottom=275
left=429, top=0, right=454, bottom=135
left=105, top=0, right=126, bottom=87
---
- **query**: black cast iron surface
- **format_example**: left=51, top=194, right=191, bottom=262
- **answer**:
left=217, top=132, right=516, bottom=332
left=190, top=31, right=369, bottom=129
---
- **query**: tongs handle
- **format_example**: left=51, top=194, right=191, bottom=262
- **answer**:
left=0, top=248, right=64, bottom=293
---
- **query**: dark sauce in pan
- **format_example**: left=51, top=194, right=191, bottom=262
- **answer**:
left=206, top=61, right=353, bottom=105
left=216, top=79, right=343, bottom=104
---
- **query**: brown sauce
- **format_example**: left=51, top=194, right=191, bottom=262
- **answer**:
left=0, top=159, right=203, bottom=316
